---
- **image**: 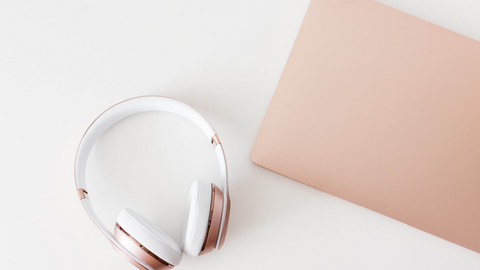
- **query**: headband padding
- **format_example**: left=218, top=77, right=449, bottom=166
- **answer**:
left=182, top=180, right=212, bottom=256
left=116, top=209, right=183, bottom=265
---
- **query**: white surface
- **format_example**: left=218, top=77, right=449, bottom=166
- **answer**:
left=0, top=0, right=479, bottom=269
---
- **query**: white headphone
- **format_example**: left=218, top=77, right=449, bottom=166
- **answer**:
left=75, top=96, right=231, bottom=270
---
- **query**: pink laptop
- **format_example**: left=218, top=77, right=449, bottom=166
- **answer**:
left=251, top=0, right=480, bottom=253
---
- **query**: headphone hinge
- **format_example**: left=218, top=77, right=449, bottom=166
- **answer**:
left=77, top=188, right=89, bottom=200
left=211, top=134, right=221, bottom=146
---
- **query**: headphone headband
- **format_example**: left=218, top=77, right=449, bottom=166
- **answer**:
left=74, top=96, right=229, bottom=270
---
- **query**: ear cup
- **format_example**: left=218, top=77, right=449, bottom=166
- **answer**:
left=115, top=209, right=183, bottom=267
left=182, top=180, right=212, bottom=257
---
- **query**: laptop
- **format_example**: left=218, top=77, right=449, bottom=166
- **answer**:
left=251, top=0, right=480, bottom=253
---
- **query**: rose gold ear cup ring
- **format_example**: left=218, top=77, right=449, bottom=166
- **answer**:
left=199, top=184, right=224, bottom=255
left=217, top=195, right=230, bottom=250
left=111, top=242, right=150, bottom=270
left=114, top=223, right=174, bottom=270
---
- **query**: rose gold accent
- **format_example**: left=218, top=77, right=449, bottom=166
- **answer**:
left=211, top=134, right=221, bottom=146
left=216, top=144, right=230, bottom=250
left=250, top=0, right=480, bottom=254
left=199, top=190, right=214, bottom=255
left=77, top=188, right=88, bottom=200
left=78, top=198, right=159, bottom=270
left=111, top=242, right=150, bottom=270
left=217, top=194, right=230, bottom=250
left=115, top=223, right=174, bottom=270
left=199, top=184, right=224, bottom=255
left=77, top=199, right=151, bottom=270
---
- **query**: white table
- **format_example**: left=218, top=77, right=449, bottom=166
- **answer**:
left=1, top=1, right=479, bottom=269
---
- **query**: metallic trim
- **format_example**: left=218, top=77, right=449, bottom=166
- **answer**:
left=211, top=134, right=221, bottom=146
left=77, top=189, right=88, bottom=200
left=115, top=223, right=174, bottom=270
left=76, top=200, right=152, bottom=270
left=217, top=195, right=230, bottom=249
left=216, top=144, right=230, bottom=250
left=199, top=184, right=224, bottom=255
left=111, top=242, right=150, bottom=270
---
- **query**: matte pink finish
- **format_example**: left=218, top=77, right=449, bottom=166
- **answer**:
left=251, top=0, right=480, bottom=253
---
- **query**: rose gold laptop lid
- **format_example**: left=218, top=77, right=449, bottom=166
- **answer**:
left=251, top=0, right=480, bottom=253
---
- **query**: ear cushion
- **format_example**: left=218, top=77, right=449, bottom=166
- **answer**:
left=182, top=180, right=212, bottom=257
left=116, top=208, right=183, bottom=266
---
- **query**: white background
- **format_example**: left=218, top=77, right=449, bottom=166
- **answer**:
left=1, top=0, right=480, bottom=269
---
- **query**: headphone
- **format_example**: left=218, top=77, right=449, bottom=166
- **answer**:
left=75, top=96, right=231, bottom=270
